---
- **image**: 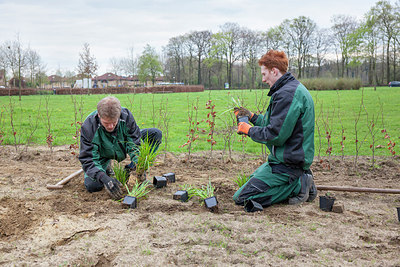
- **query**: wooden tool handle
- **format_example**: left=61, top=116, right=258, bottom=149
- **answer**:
left=316, top=185, right=400, bottom=194
left=46, top=169, right=84, bottom=190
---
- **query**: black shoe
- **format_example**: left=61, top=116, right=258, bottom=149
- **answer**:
left=288, top=173, right=313, bottom=205
left=307, top=181, right=318, bottom=202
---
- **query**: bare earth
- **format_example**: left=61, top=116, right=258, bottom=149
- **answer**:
left=0, top=145, right=399, bottom=266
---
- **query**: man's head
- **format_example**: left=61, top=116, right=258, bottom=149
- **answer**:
left=97, top=96, right=121, bottom=132
left=258, top=50, right=288, bottom=87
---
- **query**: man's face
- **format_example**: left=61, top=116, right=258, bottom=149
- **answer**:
left=261, top=65, right=278, bottom=87
left=100, top=116, right=119, bottom=132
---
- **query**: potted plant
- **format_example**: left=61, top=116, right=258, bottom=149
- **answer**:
left=135, top=137, right=160, bottom=182
left=194, top=180, right=218, bottom=212
left=174, top=184, right=197, bottom=202
left=122, top=180, right=152, bottom=209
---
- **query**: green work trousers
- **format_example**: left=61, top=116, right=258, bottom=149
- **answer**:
left=233, top=162, right=301, bottom=207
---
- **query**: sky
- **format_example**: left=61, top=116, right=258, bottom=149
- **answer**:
left=0, top=0, right=382, bottom=75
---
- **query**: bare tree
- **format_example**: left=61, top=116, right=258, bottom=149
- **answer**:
left=213, top=22, right=243, bottom=88
left=188, top=30, right=212, bottom=85
left=282, top=16, right=316, bottom=78
left=331, top=15, right=358, bottom=78
left=26, top=48, right=41, bottom=87
left=0, top=43, right=10, bottom=87
left=184, top=33, right=196, bottom=84
left=77, top=43, right=98, bottom=78
left=121, top=46, right=137, bottom=77
left=164, top=35, right=187, bottom=83
left=109, top=57, right=123, bottom=75
left=313, top=28, right=332, bottom=77
left=372, top=0, right=397, bottom=83
left=4, top=35, right=28, bottom=100
left=242, top=29, right=265, bottom=88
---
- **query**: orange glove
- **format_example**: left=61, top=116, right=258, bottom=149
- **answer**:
left=237, top=122, right=252, bottom=135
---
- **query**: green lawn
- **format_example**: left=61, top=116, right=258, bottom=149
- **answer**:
left=0, top=87, right=399, bottom=157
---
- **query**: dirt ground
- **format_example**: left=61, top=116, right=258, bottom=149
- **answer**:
left=0, top=145, right=399, bottom=266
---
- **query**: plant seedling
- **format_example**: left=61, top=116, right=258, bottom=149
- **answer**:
left=194, top=180, right=218, bottom=211
left=179, top=184, right=197, bottom=200
left=163, top=172, right=175, bottom=183
left=112, top=162, right=129, bottom=186
left=153, top=176, right=167, bottom=188
left=135, top=136, right=160, bottom=180
left=124, top=180, right=152, bottom=208
left=173, top=190, right=189, bottom=202
left=233, top=171, right=249, bottom=188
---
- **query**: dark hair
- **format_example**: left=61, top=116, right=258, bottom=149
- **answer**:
left=97, top=96, right=121, bottom=119
left=258, top=50, right=288, bottom=73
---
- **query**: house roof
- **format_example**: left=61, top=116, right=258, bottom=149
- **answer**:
left=48, top=75, right=64, bottom=82
left=94, top=72, right=121, bottom=81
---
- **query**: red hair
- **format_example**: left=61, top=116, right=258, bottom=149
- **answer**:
left=258, top=50, right=288, bottom=73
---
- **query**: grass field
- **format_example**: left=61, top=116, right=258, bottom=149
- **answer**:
left=0, top=87, right=399, bottom=157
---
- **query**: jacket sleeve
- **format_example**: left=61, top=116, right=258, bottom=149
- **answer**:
left=78, top=116, right=105, bottom=180
left=248, top=90, right=301, bottom=146
left=123, top=108, right=141, bottom=164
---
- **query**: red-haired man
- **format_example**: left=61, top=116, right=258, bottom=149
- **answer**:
left=233, top=50, right=316, bottom=210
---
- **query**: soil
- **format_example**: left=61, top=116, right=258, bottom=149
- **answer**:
left=0, top=145, right=399, bottom=266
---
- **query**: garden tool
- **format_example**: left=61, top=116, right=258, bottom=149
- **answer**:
left=46, top=169, right=83, bottom=189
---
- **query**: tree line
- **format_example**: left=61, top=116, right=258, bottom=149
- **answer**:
left=1, top=0, right=400, bottom=91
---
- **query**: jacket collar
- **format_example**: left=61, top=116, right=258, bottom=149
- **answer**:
left=268, top=72, right=295, bottom=96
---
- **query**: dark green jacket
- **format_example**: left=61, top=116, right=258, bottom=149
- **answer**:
left=79, top=107, right=140, bottom=179
left=248, top=72, right=315, bottom=170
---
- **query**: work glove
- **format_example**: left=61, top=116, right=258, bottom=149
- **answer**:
left=97, top=172, right=123, bottom=200
left=234, top=107, right=254, bottom=124
left=237, top=121, right=252, bottom=135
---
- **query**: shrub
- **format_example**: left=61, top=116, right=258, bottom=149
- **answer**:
left=300, top=78, right=362, bottom=91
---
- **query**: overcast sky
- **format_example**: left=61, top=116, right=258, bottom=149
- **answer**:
left=1, top=0, right=382, bottom=75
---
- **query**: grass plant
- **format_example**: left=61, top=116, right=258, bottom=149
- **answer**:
left=135, top=136, right=160, bottom=177
left=194, top=180, right=215, bottom=201
left=125, top=180, right=152, bottom=199
left=112, top=162, right=129, bottom=186
left=233, top=171, right=249, bottom=188
left=179, top=184, right=198, bottom=200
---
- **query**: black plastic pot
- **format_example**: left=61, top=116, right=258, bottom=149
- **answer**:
left=173, top=190, right=188, bottom=202
left=163, top=172, right=176, bottom=183
left=122, top=196, right=137, bottom=209
left=204, top=196, right=218, bottom=211
left=244, top=199, right=263, bottom=212
left=153, top=176, right=167, bottom=188
left=319, top=195, right=335, bottom=212
left=397, top=207, right=400, bottom=222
